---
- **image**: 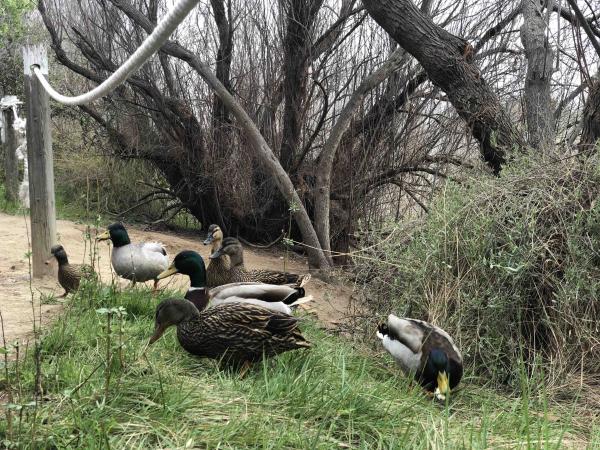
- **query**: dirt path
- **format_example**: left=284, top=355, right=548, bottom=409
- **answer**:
left=0, top=213, right=353, bottom=346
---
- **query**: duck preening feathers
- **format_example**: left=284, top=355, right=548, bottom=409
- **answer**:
left=377, top=315, right=463, bottom=400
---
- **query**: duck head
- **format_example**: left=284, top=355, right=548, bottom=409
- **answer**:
left=427, top=348, right=451, bottom=401
left=210, top=237, right=244, bottom=266
left=96, top=223, right=131, bottom=247
left=46, top=244, right=69, bottom=265
left=149, top=298, right=199, bottom=344
left=203, top=224, right=223, bottom=252
left=157, top=250, right=207, bottom=288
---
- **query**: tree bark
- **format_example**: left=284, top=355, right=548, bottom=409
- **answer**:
left=210, top=0, right=234, bottom=156
left=520, top=0, right=555, bottom=151
left=279, top=0, right=324, bottom=173
left=580, top=77, right=600, bottom=153
left=2, top=107, right=19, bottom=203
left=363, top=0, right=526, bottom=174
left=314, top=48, right=406, bottom=261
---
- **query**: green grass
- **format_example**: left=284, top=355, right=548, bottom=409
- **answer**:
left=1, top=281, right=594, bottom=449
left=0, top=184, right=24, bottom=215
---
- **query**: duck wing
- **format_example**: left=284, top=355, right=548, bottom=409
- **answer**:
left=112, top=243, right=169, bottom=281
left=245, top=269, right=309, bottom=286
left=180, top=303, right=310, bottom=362
left=141, top=242, right=167, bottom=256
left=210, top=283, right=304, bottom=304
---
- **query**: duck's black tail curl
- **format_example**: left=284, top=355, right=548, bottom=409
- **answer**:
left=377, top=323, right=389, bottom=337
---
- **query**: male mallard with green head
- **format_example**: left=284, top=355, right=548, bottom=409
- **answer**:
left=45, top=244, right=95, bottom=297
left=157, top=250, right=312, bottom=314
left=377, top=315, right=463, bottom=401
left=96, top=223, right=168, bottom=290
left=210, top=237, right=311, bottom=287
left=149, top=298, right=311, bottom=369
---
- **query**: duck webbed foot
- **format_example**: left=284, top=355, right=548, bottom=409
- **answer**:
left=239, top=360, right=252, bottom=378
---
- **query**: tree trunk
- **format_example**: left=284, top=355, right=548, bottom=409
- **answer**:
left=314, top=48, right=405, bottom=261
left=210, top=0, right=234, bottom=157
left=279, top=0, right=324, bottom=173
left=363, top=0, right=525, bottom=174
left=520, top=0, right=555, bottom=151
left=580, top=77, right=600, bottom=153
left=2, top=107, right=19, bottom=203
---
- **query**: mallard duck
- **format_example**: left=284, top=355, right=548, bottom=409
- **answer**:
left=149, top=298, right=310, bottom=369
left=157, top=250, right=312, bottom=314
left=377, top=315, right=463, bottom=400
left=45, top=244, right=95, bottom=297
left=203, top=224, right=233, bottom=287
left=96, top=223, right=169, bottom=290
left=210, top=237, right=311, bottom=287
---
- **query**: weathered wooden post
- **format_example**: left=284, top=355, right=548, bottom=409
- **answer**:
left=23, top=45, right=56, bottom=278
left=1, top=98, right=20, bottom=203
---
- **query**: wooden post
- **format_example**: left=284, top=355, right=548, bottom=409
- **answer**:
left=1, top=99, right=20, bottom=203
left=23, top=45, right=56, bottom=278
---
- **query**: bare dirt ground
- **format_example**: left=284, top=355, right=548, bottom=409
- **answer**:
left=0, top=212, right=354, bottom=347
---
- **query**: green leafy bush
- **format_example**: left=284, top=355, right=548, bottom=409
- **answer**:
left=355, top=155, right=600, bottom=390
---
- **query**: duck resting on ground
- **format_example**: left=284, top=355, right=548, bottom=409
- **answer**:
left=210, top=237, right=311, bottom=287
left=96, top=223, right=168, bottom=290
left=45, top=244, right=95, bottom=297
left=377, top=315, right=463, bottom=401
left=157, top=250, right=312, bottom=314
left=203, top=224, right=232, bottom=287
left=149, top=298, right=311, bottom=371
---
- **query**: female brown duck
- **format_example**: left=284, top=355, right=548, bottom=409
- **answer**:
left=210, top=237, right=310, bottom=287
left=45, top=244, right=94, bottom=297
left=149, top=298, right=311, bottom=370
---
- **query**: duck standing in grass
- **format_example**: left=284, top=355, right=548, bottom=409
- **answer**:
left=377, top=315, right=463, bottom=400
left=96, top=223, right=168, bottom=290
left=203, top=224, right=232, bottom=287
left=45, top=244, right=95, bottom=297
left=210, top=237, right=311, bottom=286
left=157, top=250, right=312, bottom=314
left=149, top=298, right=311, bottom=371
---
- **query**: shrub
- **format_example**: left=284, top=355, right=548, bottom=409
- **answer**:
left=354, top=155, right=600, bottom=391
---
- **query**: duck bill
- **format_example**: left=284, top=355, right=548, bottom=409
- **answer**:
left=157, top=265, right=179, bottom=280
left=96, top=230, right=110, bottom=241
left=149, top=324, right=167, bottom=344
left=203, top=233, right=214, bottom=245
left=44, top=257, right=54, bottom=265
left=209, top=248, right=224, bottom=259
left=435, top=371, right=450, bottom=400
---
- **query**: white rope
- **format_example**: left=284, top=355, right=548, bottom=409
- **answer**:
left=32, top=0, right=200, bottom=106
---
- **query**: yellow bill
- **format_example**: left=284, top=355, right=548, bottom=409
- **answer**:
left=157, top=265, right=179, bottom=280
left=434, top=371, right=450, bottom=401
left=96, top=230, right=110, bottom=241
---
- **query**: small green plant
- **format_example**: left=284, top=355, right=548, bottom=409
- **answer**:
left=96, top=306, right=127, bottom=399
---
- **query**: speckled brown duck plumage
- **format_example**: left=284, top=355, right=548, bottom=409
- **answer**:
left=210, top=238, right=310, bottom=287
left=203, top=224, right=233, bottom=288
left=45, top=245, right=94, bottom=297
left=149, top=298, right=311, bottom=366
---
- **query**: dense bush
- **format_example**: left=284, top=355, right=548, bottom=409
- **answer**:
left=354, top=155, right=600, bottom=390
left=50, top=116, right=200, bottom=229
